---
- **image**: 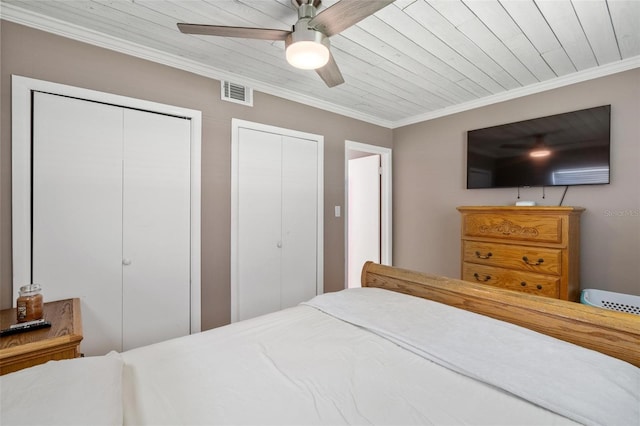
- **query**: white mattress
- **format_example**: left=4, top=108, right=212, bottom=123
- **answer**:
left=120, top=288, right=639, bottom=425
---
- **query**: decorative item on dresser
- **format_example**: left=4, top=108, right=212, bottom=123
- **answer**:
left=0, top=298, right=83, bottom=375
left=457, top=206, right=584, bottom=301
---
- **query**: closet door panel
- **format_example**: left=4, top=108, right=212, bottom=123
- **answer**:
left=237, top=128, right=282, bottom=321
left=281, top=136, right=318, bottom=308
left=32, top=92, right=124, bottom=355
left=122, top=109, right=191, bottom=351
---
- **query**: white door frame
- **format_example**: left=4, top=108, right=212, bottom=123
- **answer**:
left=231, top=119, right=324, bottom=323
left=11, top=75, right=202, bottom=333
left=345, top=141, right=392, bottom=285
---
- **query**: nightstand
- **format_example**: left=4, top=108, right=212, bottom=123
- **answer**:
left=0, top=298, right=83, bottom=375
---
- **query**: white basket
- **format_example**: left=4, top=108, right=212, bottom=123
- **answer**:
left=581, top=289, right=640, bottom=315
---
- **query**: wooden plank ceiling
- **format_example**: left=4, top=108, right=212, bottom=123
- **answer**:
left=1, top=0, right=638, bottom=127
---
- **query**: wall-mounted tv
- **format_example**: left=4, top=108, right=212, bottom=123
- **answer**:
left=466, top=105, right=611, bottom=189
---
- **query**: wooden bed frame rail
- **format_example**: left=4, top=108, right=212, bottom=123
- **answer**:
left=361, top=262, right=640, bottom=367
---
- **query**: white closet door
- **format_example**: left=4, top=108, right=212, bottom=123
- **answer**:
left=122, top=110, right=191, bottom=350
left=32, top=93, right=192, bottom=355
left=281, top=136, right=318, bottom=307
left=32, top=92, right=124, bottom=355
left=237, top=128, right=282, bottom=320
left=236, top=129, right=320, bottom=321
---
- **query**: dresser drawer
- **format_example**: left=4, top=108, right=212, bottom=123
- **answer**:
left=462, top=263, right=560, bottom=298
left=462, top=213, right=563, bottom=244
left=463, top=241, right=561, bottom=275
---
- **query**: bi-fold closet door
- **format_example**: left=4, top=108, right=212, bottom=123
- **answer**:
left=32, top=92, right=191, bottom=356
left=234, top=125, right=321, bottom=321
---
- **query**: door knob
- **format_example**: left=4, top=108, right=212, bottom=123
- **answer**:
left=122, top=258, right=132, bottom=266
left=276, top=241, right=282, bottom=248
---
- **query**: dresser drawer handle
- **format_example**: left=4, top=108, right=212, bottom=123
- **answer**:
left=522, top=256, right=544, bottom=266
left=473, top=273, right=491, bottom=282
left=475, top=251, right=493, bottom=259
left=520, top=281, right=543, bottom=290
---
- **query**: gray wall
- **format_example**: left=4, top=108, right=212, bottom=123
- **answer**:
left=0, top=21, right=393, bottom=328
left=392, top=68, right=640, bottom=296
left=2, top=20, right=638, bottom=331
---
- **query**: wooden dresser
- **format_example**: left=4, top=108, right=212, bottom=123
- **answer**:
left=0, top=298, right=83, bottom=375
left=457, top=206, right=584, bottom=301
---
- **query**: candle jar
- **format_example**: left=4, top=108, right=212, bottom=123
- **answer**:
left=16, top=284, right=44, bottom=323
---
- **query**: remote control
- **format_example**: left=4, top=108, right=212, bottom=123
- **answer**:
left=9, top=318, right=46, bottom=329
left=0, top=320, right=51, bottom=336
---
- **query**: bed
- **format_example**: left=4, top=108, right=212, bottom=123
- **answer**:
left=2, top=262, right=639, bottom=425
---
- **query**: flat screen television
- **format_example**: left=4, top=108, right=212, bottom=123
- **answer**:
left=466, top=105, right=611, bottom=189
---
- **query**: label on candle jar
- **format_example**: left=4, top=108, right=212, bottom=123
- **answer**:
left=16, top=303, right=28, bottom=322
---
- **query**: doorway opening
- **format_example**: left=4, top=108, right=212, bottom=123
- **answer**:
left=345, top=141, right=392, bottom=288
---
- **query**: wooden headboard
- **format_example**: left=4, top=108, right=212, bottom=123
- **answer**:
left=361, top=262, right=640, bottom=367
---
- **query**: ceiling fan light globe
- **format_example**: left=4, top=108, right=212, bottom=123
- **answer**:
left=286, top=40, right=330, bottom=70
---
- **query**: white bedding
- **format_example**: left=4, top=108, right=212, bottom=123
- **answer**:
left=2, top=287, right=638, bottom=425
left=120, top=288, right=638, bottom=425
left=1, top=353, right=123, bottom=425
left=122, top=304, right=576, bottom=425
left=305, top=288, right=640, bottom=426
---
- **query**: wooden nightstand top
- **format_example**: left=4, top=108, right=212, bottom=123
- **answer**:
left=1, top=298, right=83, bottom=375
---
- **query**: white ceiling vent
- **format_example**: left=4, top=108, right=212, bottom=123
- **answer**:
left=221, top=81, right=253, bottom=106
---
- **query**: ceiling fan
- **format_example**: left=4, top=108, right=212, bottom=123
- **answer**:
left=177, top=0, right=396, bottom=88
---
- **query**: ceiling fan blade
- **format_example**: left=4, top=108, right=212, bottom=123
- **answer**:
left=177, top=23, right=290, bottom=41
left=309, top=0, right=396, bottom=37
left=315, top=52, right=345, bottom=87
